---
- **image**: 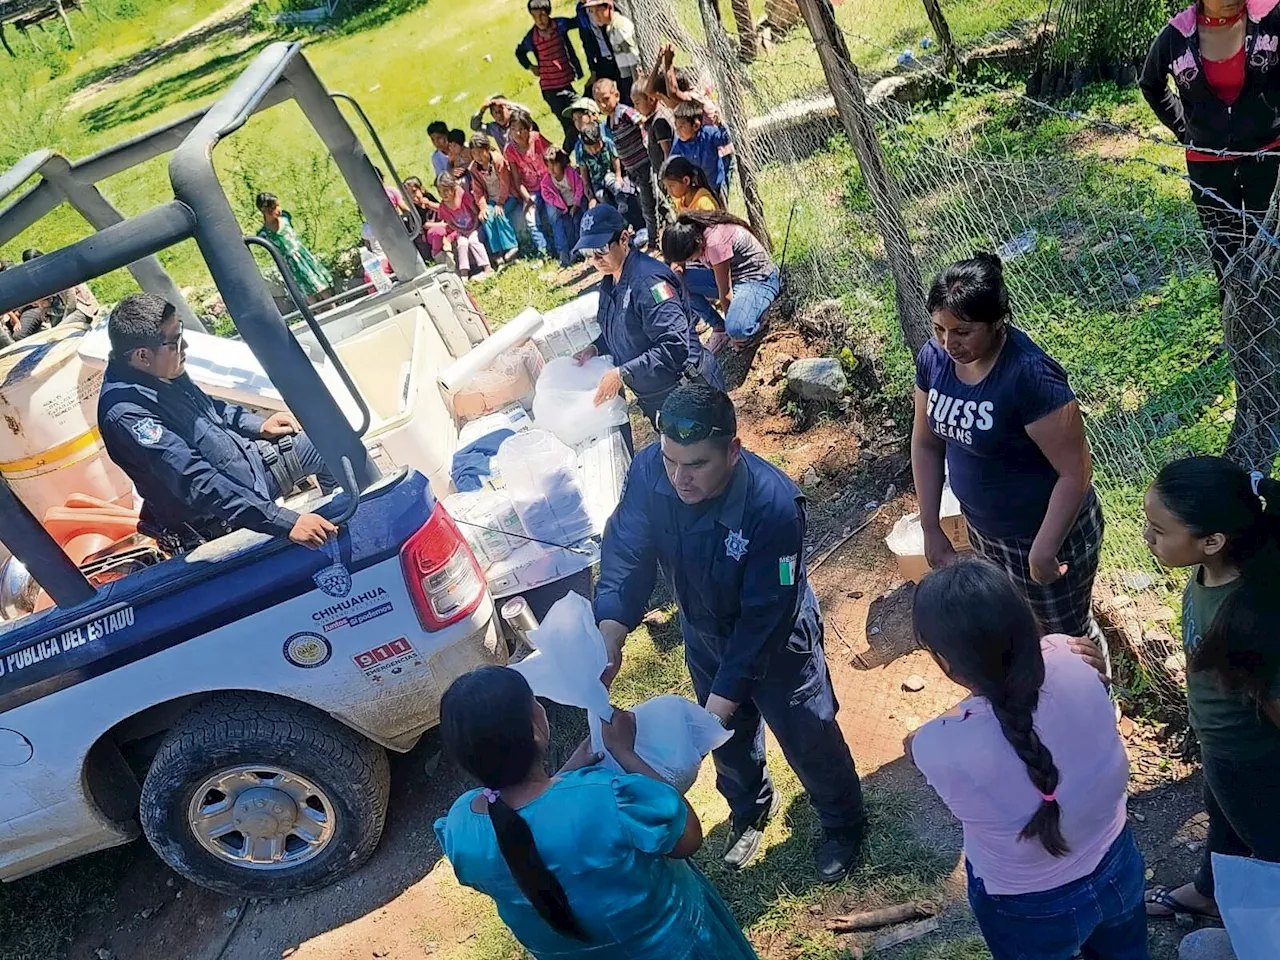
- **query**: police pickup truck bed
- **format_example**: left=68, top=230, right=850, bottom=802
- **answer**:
left=0, top=469, right=504, bottom=897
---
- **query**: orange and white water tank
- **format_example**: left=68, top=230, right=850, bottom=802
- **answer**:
left=0, top=324, right=134, bottom=525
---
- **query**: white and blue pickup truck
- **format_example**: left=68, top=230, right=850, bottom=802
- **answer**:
left=0, top=41, right=624, bottom=901
left=0, top=468, right=505, bottom=897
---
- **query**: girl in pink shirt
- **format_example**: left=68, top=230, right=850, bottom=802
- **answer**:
left=538, top=147, right=585, bottom=267
left=909, top=558, right=1148, bottom=960
left=502, top=112, right=554, bottom=260
left=436, top=173, right=492, bottom=280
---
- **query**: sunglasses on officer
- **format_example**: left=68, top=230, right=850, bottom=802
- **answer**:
left=579, top=232, right=624, bottom=261
left=656, top=411, right=729, bottom=443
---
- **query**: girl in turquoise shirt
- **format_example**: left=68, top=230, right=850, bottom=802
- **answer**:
left=434, top=666, right=758, bottom=959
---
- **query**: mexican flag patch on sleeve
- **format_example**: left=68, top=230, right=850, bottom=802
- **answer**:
left=779, top=555, right=797, bottom=586
left=651, top=280, right=676, bottom=304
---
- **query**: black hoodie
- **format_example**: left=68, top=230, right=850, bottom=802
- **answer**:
left=1140, top=0, right=1280, bottom=155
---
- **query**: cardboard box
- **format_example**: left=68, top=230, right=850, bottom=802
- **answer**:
left=886, top=510, right=972, bottom=584
left=939, top=481, right=970, bottom=551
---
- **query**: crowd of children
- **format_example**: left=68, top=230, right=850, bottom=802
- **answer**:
left=390, top=7, right=754, bottom=303
left=253, top=0, right=769, bottom=352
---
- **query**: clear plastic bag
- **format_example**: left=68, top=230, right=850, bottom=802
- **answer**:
left=453, top=341, right=543, bottom=421
left=510, top=593, right=730, bottom=794
left=494, top=430, right=594, bottom=545
left=532, top=356, right=630, bottom=447
left=443, top=490, right=526, bottom=569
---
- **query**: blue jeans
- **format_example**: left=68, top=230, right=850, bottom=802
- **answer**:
left=508, top=195, right=549, bottom=259
left=546, top=205, right=583, bottom=267
left=682, top=267, right=780, bottom=341
left=967, top=826, right=1149, bottom=960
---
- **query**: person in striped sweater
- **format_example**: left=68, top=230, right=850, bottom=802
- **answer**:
left=516, top=0, right=585, bottom=152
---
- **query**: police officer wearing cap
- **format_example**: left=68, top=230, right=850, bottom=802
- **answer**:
left=98, top=293, right=338, bottom=551
left=594, top=383, right=866, bottom=882
left=572, top=204, right=723, bottom=446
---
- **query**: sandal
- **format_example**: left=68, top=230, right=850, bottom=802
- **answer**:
left=1145, top=885, right=1220, bottom=920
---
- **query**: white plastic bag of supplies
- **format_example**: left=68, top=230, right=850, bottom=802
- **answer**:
left=510, top=593, right=730, bottom=793
left=509, top=592, right=613, bottom=722
left=532, top=356, right=630, bottom=447
left=592, top=695, right=731, bottom=794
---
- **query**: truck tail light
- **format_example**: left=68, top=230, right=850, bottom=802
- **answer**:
left=400, top=503, right=486, bottom=629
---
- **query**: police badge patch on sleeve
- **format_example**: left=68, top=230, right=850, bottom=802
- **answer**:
left=130, top=417, right=164, bottom=445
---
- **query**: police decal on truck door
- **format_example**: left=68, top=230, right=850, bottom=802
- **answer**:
left=0, top=606, right=135, bottom=679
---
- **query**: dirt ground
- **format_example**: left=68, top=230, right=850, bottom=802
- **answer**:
left=56, top=315, right=1213, bottom=960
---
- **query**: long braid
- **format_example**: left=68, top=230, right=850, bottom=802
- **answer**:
left=990, top=684, right=1069, bottom=857
left=913, top=557, right=1071, bottom=859
left=488, top=796, right=587, bottom=940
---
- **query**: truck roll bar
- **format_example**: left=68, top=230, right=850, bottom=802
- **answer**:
left=0, top=480, right=94, bottom=609
left=170, top=41, right=379, bottom=493
left=0, top=202, right=196, bottom=317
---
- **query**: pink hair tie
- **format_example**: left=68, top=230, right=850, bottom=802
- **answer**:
left=1040, top=792, right=1057, bottom=803
left=482, top=788, right=501, bottom=804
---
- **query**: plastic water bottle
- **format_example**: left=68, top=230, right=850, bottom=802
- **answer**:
left=361, top=248, right=393, bottom=294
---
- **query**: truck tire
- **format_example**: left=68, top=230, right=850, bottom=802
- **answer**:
left=138, top=692, right=390, bottom=898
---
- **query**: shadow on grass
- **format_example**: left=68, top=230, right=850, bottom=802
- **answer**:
left=71, top=6, right=257, bottom=94
left=79, top=38, right=274, bottom=135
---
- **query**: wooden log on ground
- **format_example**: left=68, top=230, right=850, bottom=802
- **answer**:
left=824, top=899, right=939, bottom=932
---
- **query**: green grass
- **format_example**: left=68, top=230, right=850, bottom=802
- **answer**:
left=415, top=620, right=967, bottom=960
left=0, top=843, right=135, bottom=960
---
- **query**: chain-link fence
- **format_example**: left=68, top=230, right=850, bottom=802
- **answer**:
left=625, top=0, right=1280, bottom=708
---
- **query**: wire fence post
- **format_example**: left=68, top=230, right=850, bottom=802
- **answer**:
left=694, top=0, right=773, bottom=249
left=729, top=0, right=759, bottom=61
left=919, top=0, right=956, bottom=75
left=792, top=0, right=932, bottom=355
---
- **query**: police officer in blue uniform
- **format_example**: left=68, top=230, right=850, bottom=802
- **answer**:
left=594, top=384, right=865, bottom=881
left=571, top=205, right=723, bottom=442
left=98, top=293, right=337, bottom=551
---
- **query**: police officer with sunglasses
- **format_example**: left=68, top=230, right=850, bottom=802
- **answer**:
left=571, top=205, right=722, bottom=449
left=593, top=383, right=866, bottom=882
left=99, top=294, right=338, bottom=552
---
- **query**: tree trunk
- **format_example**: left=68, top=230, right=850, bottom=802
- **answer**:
left=764, top=0, right=802, bottom=33
left=729, top=0, right=759, bottom=62
left=792, top=0, right=933, bottom=356
left=920, top=0, right=957, bottom=75
left=694, top=0, right=773, bottom=249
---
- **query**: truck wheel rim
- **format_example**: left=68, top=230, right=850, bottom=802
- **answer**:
left=187, top=764, right=337, bottom=871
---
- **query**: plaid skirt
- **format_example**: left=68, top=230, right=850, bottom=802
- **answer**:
left=966, top=489, right=1105, bottom=639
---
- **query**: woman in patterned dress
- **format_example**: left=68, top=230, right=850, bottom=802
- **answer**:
left=255, top=192, right=334, bottom=304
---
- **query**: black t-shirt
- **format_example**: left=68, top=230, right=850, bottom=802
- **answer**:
left=645, top=116, right=674, bottom=175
